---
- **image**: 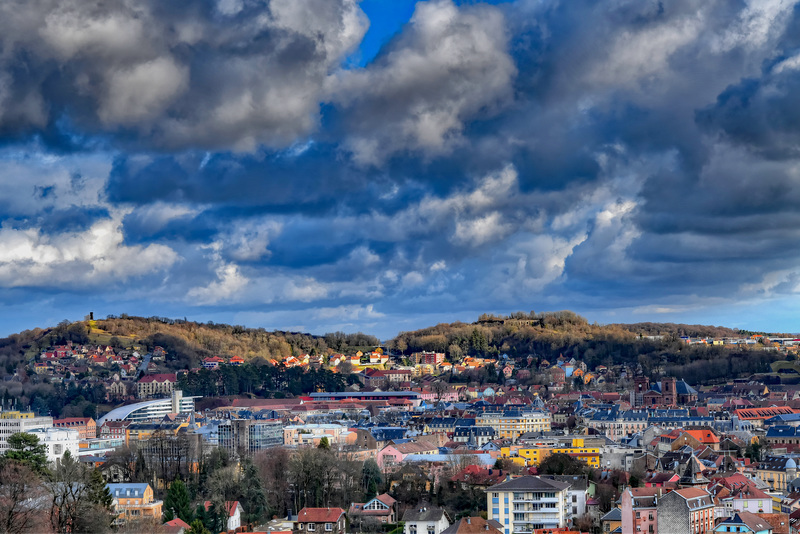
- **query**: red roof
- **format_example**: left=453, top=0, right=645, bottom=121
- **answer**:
left=138, top=373, right=177, bottom=383
left=297, top=507, right=345, bottom=523
left=164, top=518, right=191, bottom=528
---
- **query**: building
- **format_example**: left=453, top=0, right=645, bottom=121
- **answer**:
left=97, top=390, right=197, bottom=425
left=0, top=410, right=53, bottom=454
left=441, top=517, right=503, bottom=534
left=713, top=511, right=774, bottom=533
left=53, top=417, right=96, bottom=440
left=137, top=373, right=177, bottom=399
left=476, top=411, right=551, bottom=442
left=412, top=352, right=445, bottom=365
left=203, top=501, right=243, bottom=531
left=294, top=507, right=346, bottom=534
left=349, top=494, right=397, bottom=524
left=600, top=508, right=622, bottom=533
left=28, top=427, right=80, bottom=463
left=218, top=419, right=283, bottom=454
left=756, top=456, right=800, bottom=493
left=486, top=475, right=572, bottom=533
left=516, top=439, right=601, bottom=469
left=402, top=506, right=451, bottom=534
left=656, top=487, right=715, bottom=534
left=107, top=483, right=163, bottom=525
left=620, top=487, right=660, bottom=534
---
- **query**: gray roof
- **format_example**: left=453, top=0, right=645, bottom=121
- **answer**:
left=486, top=475, right=570, bottom=492
left=402, top=506, right=447, bottom=523
left=601, top=508, right=622, bottom=522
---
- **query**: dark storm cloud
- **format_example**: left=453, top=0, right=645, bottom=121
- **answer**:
left=0, top=0, right=367, bottom=151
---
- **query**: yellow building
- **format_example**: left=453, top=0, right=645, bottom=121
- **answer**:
left=107, top=483, right=163, bottom=525
left=503, top=439, right=601, bottom=469
left=476, top=411, right=551, bottom=441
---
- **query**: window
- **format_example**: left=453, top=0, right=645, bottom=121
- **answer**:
left=298, top=524, right=304, bottom=530
left=308, top=524, right=316, bottom=532
left=325, top=523, right=332, bottom=531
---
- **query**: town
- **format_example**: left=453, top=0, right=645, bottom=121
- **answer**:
left=1, top=315, right=800, bottom=534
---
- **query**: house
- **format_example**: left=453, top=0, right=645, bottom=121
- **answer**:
left=163, top=517, right=191, bottom=534
left=402, top=506, right=451, bottom=534
left=348, top=494, right=397, bottom=524
left=107, top=483, right=163, bottom=525
left=600, top=507, right=622, bottom=533
left=713, top=511, right=773, bottom=533
left=294, top=507, right=346, bottom=534
left=441, top=517, right=503, bottom=534
left=202, top=356, right=224, bottom=370
left=203, top=500, right=243, bottom=531
left=229, top=355, right=245, bottom=366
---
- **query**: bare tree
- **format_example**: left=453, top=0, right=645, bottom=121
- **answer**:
left=0, top=462, right=46, bottom=534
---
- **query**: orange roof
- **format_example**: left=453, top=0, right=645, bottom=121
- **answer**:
left=684, top=430, right=720, bottom=444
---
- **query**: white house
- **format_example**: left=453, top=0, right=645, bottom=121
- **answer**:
left=203, top=500, right=243, bottom=531
left=402, top=506, right=451, bottom=534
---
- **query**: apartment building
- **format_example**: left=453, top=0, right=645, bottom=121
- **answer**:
left=476, top=411, right=551, bottom=442
left=53, top=417, right=96, bottom=439
left=136, top=373, right=176, bottom=398
left=0, top=410, right=53, bottom=453
left=656, top=487, right=715, bottom=534
left=486, top=476, right=572, bottom=534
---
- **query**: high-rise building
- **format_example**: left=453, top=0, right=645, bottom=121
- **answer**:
left=218, top=419, right=283, bottom=455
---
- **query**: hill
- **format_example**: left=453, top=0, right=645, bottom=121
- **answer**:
left=386, top=311, right=783, bottom=383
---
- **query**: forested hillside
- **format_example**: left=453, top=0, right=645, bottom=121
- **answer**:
left=387, top=311, right=783, bottom=382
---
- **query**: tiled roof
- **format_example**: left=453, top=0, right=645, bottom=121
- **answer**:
left=297, top=507, right=345, bottom=523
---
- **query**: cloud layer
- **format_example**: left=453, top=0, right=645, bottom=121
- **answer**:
left=0, top=0, right=799, bottom=337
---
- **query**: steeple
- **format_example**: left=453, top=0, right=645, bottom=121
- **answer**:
left=679, top=453, right=710, bottom=488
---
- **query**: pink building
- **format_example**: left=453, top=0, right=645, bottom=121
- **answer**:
left=621, top=487, right=660, bottom=534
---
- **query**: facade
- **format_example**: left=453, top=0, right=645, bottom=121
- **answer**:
left=294, top=507, right=346, bottom=534
left=620, top=487, right=660, bottom=534
left=486, top=476, right=572, bottom=533
left=402, top=506, right=451, bottom=534
left=713, top=511, right=774, bottom=533
left=218, top=419, right=283, bottom=454
left=756, top=456, right=799, bottom=493
left=476, top=411, right=551, bottom=442
left=107, top=483, right=163, bottom=525
left=53, top=417, right=96, bottom=439
left=137, top=373, right=176, bottom=398
left=283, top=423, right=353, bottom=448
left=28, top=427, right=80, bottom=463
left=0, top=410, right=53, bottom=453
left=656, top=487, right=715, bottom=534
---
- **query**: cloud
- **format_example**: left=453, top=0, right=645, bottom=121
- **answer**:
left=0, top=0, right=368, bottom=150
left=0, top=211, right=178, bottom=288
left=328, top=0, right=516, bottom=164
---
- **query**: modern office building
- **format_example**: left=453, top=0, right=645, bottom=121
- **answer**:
left=28, top=427, right=80, bottom=463
left=218, top=418, right=283, bottom=454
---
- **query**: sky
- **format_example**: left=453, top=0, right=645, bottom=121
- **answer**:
left=0, top=0, right=799, bottom=340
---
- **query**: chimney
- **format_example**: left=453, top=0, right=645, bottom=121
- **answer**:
left=466, top=518, right=471, bottom=524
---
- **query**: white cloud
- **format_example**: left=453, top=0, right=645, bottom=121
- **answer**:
left=0, top=211, right=178, bottom=287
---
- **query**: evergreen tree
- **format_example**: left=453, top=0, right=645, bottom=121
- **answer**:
left=4, top=432, right=48, bottom=474
left=241, top=459, right=269, bottom=526
left=86, top=468, right=114, bottom=509
left=361, top=459, right=382, bottom=501
left=317, top=437, right=330, bottom=450
left=163, top=478, right=193, bottom=524
left=187, top=518, right=212, bottom=534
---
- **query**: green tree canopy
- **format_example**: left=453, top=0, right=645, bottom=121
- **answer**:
left=163, top=478, right=193, bottom=524
left=4, top=432, right=48, bottom=474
